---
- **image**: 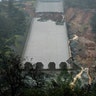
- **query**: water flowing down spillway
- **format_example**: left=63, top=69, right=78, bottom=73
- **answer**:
left=22, top=0, right=70, bottom=69
left=36, top=0, right=64, bottom=13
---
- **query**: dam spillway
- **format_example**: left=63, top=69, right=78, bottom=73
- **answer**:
left=36, top=0, right=64, bottom=13
left=23, top=0, right=70, bottom=69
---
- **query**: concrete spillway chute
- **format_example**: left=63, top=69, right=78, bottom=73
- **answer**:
left=22, top=0, right=70, bottom=69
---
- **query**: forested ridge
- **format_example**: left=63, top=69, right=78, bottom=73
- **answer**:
left=0, top=0, right=29, bottom=56
left=65, top=0, right=96, bottom=9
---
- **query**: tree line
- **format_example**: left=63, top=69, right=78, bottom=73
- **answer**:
left=65, top=0, right=96, bottom=9
left=0, top=0, right=27, bottom=55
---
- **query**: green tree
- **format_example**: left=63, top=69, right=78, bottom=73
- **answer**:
left=91, top=13, right=96, bottom=33
left=0, top=53, right=24, bottom=96
left=0, top=1, right=27, bottom=54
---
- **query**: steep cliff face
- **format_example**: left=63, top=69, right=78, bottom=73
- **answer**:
left=65, top=7, right=96, bottom=69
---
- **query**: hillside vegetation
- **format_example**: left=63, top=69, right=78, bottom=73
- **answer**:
left=65, top=0, right=96, bottom=9
left=0, top=0, right=36, bottom=56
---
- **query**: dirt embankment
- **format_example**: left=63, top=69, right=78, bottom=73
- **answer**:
left=65, top=8, right=96, bottom=68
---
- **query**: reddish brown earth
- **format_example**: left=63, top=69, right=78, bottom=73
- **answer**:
left=65, top=8, right=96, bottom=68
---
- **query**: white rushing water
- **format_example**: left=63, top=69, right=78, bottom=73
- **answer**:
left=22, top=0, right=70, bottom=69
left=36, top=0, right=64, bottom=13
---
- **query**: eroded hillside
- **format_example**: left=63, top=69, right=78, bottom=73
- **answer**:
left=65, top=5, right=96, bottom=72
